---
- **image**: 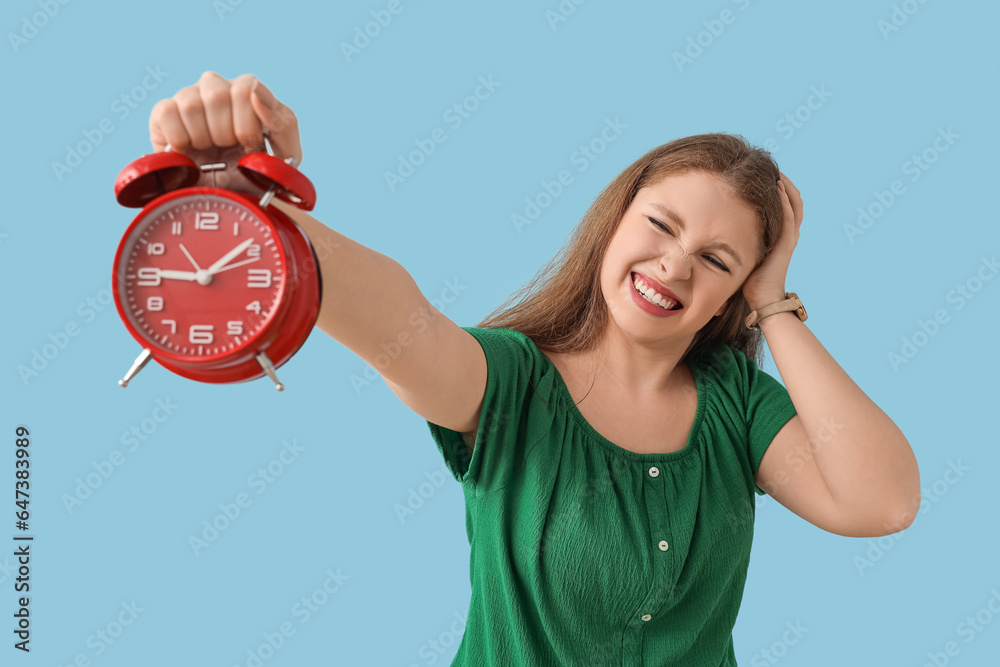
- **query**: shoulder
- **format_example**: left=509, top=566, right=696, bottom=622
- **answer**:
left=690, top=343, right=754, bottom=390
left=461, top=327, right=543, bottom=371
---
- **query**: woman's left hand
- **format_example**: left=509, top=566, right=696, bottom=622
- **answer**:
left=741, top=171, right=803, bottom=309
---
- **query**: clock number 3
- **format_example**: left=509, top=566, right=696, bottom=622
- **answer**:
left=247, top=269, right=272, bottom=288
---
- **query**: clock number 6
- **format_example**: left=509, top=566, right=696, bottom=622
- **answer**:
left=189, top=324, right=214, bottom=344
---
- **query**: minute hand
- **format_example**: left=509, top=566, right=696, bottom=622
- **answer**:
left=207, top=238, right=254, bottom=275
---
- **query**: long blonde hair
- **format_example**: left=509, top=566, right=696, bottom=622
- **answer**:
left=476, top=132, right=785, bottom=367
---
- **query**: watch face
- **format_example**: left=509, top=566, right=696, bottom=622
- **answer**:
left=115, top=192, right=286, bottom=361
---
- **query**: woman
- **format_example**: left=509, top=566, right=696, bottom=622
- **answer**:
left=149, top=72, right=920, bottom=666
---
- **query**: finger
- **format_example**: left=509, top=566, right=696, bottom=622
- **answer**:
left=199, top=71, right=238, bottom=147
left=250, top=80, right=303, bottom=166
left=777, top=178, right=803, bottom=224
left=779, top=171, right=801, bottom=199
left=150, top=99, right=192, bottom=153
left=231, top=74, right=266, bottom=153
left=173, top=86, right=213, bottom=150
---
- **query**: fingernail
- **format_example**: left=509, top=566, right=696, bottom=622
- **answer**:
left=253, top=81, right=277, bottom=110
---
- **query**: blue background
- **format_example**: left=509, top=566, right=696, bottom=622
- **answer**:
left=3, top=0, right=998, bottom=665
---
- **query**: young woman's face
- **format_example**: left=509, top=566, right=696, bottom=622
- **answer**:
left=599, top=170, right=762, bottom=344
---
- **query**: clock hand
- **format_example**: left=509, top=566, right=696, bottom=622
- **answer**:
left=210, top=256, right=261, bottom=274
left=178, top=243, right=204, bottom=270
left=158, top=269, right=199, bottom=281
left=207, top=238, right=255, bottom=275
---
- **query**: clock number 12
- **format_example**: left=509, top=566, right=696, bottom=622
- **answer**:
left=195, top=212, right=219, bottom=230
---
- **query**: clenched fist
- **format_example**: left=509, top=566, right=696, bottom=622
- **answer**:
left=148, top=71, right=302, bottom=194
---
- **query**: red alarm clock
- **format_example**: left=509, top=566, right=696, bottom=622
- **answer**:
left=111, top=147, right=321, bottom=391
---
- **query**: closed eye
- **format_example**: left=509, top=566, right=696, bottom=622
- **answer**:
left=647, top=217, right=730, bottom=272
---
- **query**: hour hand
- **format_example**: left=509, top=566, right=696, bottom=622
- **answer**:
left=157, top=269, right=198, bottom=281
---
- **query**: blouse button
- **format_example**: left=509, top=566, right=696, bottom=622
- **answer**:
left=658, top=540, right=669, bottom=551
left=641, top=614, right=652, bottom=622
left=648, top=466, right=660, bottom=477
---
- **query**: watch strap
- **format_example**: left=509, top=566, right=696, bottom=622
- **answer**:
left=745, top=292, right=807, bottom=329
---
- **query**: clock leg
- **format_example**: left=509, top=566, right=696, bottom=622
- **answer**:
left=118, top=348, right=153, bottom=388
left=255, top=352, right=285, bottom=392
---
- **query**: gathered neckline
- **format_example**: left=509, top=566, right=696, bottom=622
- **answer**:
left=527, top=337, right=707, bottom=462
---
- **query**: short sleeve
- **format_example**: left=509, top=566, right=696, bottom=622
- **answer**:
left=424, top=327, right=538, bottom=496
left=738, top=353, right=798, bottom=496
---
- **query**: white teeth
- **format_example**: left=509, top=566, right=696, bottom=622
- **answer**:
left=632, top=276, right=678, bottom=310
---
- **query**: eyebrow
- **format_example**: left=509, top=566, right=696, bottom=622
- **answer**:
left=647, top=202, right=745, bottom=269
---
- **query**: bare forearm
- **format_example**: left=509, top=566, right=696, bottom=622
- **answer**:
left=755, top=307, right=920, bottom=522
left=273, top=199, right=436, bottom=376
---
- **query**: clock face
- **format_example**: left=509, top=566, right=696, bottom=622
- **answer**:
left=116, top=193, right=287, bottom=361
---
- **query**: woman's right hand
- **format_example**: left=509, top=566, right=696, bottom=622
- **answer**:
left=148, top=71, right=303, bottom=194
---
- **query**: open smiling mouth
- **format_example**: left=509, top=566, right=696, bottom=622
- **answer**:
left=631, top=272, right=684, bottom=311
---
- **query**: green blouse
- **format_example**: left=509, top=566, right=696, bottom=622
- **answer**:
left=426, top=327, right=798, bottom=666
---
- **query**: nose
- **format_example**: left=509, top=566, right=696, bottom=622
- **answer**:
left=658, top=247, right=692, bottom=283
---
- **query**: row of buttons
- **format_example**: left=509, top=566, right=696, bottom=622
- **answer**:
left=642, top=467, right=669, bottom=622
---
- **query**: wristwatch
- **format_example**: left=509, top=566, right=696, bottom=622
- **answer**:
left=745, top=292, right=807, bottom=329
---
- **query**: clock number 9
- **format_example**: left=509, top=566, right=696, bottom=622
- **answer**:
left=137, top=267, right=161, bottom=286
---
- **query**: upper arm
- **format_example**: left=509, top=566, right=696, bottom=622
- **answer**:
left=754, top=414, right=849, bottom=534
left=757, top=415, right=916, bottom=538
left=382, top=313, right=487, bottom=451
